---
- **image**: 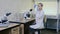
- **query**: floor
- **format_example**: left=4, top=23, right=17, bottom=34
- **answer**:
left=40, top=19, right=60, bottom=34
left=40, top=29, right=60, bottom=34
left=40, top=19, right=59, bottom=34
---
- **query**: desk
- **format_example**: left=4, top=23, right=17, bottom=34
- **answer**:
left=7, top=18, right=35, bottom=34
left=20, top=18, right=35, bottom=34
left=0, top=23, right=20, bottom=34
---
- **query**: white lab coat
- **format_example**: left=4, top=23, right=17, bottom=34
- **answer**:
left=30, top=10, right=44, bottom=29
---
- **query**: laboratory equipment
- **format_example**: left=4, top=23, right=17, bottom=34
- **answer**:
left=0, top=12, right=11, bottom=27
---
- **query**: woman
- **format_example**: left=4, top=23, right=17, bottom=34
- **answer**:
left=30, top=3, right=44, bottom=34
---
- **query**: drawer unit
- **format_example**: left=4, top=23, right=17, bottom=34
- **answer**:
left=20, top=24, right=24, bottom=34
left=10, top=27, right=20, bottom=34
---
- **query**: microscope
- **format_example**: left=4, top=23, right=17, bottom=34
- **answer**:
left=0, top=13, right=11, bottom=25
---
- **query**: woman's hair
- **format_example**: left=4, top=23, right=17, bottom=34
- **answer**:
left=38, top=3, right=43, bottom=7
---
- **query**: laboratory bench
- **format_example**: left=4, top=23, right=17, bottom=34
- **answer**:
left=19, top=18, right=35, bottom=34
left=46, top=18, right=60, bottom=30
left=0, top=18, right=35, bottom=34
left=0, top=23, right=20, bottom=34
left=10, top=18, right=35, bottom=34
left=1, top=17, right=60, bottom=34
left=45, top=15, right=60, bottom=29
left=1, top=17, right=59, bottom=34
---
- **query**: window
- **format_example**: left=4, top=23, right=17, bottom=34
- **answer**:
left=35, top=0, right=57, bottom=16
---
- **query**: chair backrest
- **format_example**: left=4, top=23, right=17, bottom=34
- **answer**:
left=43, top=15, right=47, bottom=23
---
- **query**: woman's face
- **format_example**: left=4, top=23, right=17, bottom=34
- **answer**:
left=38, top=4, right=43, bottom=10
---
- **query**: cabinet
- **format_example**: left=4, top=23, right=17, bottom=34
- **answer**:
left=20, top=24, right=24, bottom=34
left=10, top=26, right=20, bottom=34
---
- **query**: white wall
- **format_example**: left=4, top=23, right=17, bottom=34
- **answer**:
left=0, top=0, right=34, bottom=21
left=0, top=0, right=33, bottom=16
left=0, top=0, right=19, bottom=16
left=19, top=0, right=34, bottom=11
left=59, top=1, right=60, bottom=14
